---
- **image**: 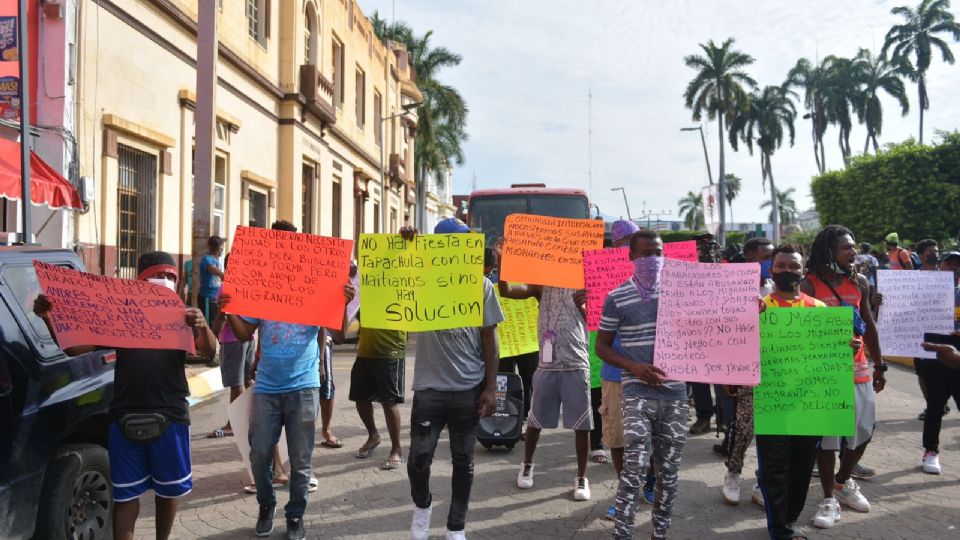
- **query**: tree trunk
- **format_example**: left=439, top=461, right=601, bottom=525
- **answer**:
left=766, top=152, right=780, bottom=244
left=717, top=100, right=726, bottom=245
left=864, top=130, right=871, bottom=155
left=872, top=134, right=880, bottom=154
left=918, top=76, right=925, bottom=145
left=811, top=121, right=822, bottom=173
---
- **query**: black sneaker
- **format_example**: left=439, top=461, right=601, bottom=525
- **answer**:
left=689, top=419, right=711, bottom=435
left=256, top=504, right=276, bottom=537
left=286, top=516, right=306, bottom=540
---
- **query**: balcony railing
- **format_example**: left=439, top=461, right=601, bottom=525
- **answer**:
left=299, top=64, right=337, bottom=125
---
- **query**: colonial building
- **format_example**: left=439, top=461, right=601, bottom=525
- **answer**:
left=422, top=166, right=456, bottom=232
left=74, top=0, right=421, bottom=276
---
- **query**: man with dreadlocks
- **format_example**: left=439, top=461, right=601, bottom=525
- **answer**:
left=800, top=225, right=886, bottom=530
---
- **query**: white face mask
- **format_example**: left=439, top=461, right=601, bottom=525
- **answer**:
left=147, top=278, right=176, bottom=291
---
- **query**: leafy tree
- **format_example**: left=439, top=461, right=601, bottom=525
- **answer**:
left=678, top=191, right=706, bottom=230
left=684, top=38, right=756, bottom=243
left=760, top=188, right=799, bottom=226
left=724, top=173, right=741, bottom=225
left=853, top=48, right=910, bottom=154
left=785, top=57, right=833, bottom=173
left=728, top=85, right=797, bottom=242
left=882, top=0, right=960, bottom=143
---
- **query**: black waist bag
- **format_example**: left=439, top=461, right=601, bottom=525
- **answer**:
left=119, top=413, right=170, bottom=444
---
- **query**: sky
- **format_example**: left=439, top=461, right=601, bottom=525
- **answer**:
left=362, top=0, right=960, bottom=224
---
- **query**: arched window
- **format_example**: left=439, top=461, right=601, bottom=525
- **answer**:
left=304, top=2, right=319, bottom=65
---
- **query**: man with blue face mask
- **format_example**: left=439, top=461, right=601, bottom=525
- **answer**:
left=596, top=229, right=688, bottom=540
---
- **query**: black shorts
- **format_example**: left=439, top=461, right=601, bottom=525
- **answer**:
left=349, top=357, right=405, bottom=404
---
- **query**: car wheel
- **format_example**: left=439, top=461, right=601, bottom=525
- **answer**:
left=35, top=444, right=112, bottom=540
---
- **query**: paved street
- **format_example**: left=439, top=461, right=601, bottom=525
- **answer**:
left=134, top=346, right=960, bottom=539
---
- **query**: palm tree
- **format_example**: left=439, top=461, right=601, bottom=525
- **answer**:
left=684, top=38, right=756, bottom=244
left=760, top=188, right=799, bottom=226
left=728, top=85, right=797, bottom=243
left=854, top=48, right=910, bottom=153
left=882, top=0, right=960, bottom=144
left=678, top=191, right=705, bottom=230
left=723, top=173, right=741, bottom=226
left=825, top=54, right=869, bottom=164
left=786, top=57, right=832, bottom=173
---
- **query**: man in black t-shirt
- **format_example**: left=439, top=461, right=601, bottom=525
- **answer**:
left=34, top=251, right=216, bottom=540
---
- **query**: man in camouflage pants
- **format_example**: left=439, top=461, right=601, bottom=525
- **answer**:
left=596, top=229, right=689, bottom=539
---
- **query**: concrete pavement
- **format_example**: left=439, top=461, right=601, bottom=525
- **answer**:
left=133, top=346, right=960, bottom=539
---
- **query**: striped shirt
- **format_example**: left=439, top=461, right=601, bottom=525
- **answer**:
left=599, top=280, right=686, bottom=400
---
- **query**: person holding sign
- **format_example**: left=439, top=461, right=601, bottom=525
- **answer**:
left=33, top=251, right=217, bottom=540
left=800, top=225, right=885, bottom=530
left=220, top=221, right=356, bottom=540
left=596, top=229, right=688, bottom=540
left=403, top=220, right=503, bottom=540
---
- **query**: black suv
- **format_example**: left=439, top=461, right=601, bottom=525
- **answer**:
left=0, top=248, right=115, bottom=539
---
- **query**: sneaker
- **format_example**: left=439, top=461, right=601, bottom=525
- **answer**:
left=642, top=479, right=655, bottom=505
left=834, top=479, right=870, bottom=513
left=410, top=505, right=432, bottom=540
left=255, top=504, right=276, bottom=537
left=851, top=463, right=876, bottom=479
left=751, top=484, right=764, bottom=507
left=446, top=530, right=467, bottom=540
left=722, top=471, right=740, bottom=505
left=286, top=516, right=306, bottom=540
left=573, top=477, right=591, bottom=501
left=812, top=498, right=841, bottom=529
left=605, top=504, right=617, bottom=520
left=517, top=463, right=534, bottom=489
left=689, top=418, right=711, bottom=435
left=922, top=451, right=942, bottom=474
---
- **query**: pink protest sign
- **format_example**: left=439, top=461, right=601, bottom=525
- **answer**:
left=663, top=240, right=698, bottom=262
left=583, top=247, right=632, bottom=331
left=653, top=259, right=760, bottom=385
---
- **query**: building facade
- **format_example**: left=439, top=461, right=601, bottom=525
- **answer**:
left=74, top=0, right=421, bottom=276
left=422, top=166, right=455, bottom=232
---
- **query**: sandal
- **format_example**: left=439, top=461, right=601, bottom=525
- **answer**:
left=356, top=440, right=381, bottom=459
left=382, top=452, right=403, bottom=470
left=320, top=438, right=344, bottom=449
left=590, top=450, right=609, bottom=464
left=206, top=428, right=233, bottom=439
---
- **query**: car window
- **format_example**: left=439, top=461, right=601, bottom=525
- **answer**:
left=4, top=264, right=53, bottom=340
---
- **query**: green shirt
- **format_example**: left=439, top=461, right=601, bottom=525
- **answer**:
left=357, top=327, right=407, bottom=359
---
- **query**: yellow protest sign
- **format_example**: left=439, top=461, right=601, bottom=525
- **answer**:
left=495, top=289, right=539, bottom=358
left=358, top=233, right=485, bottom=331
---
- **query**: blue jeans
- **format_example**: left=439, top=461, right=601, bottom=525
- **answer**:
left=407, top=387, right=481, bottom=532
left=249, top=388, right=320, bottom=518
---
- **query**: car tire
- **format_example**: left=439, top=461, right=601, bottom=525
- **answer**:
left=34, top=444, right=113, bottom=540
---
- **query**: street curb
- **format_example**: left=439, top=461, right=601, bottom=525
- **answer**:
left=887, top=356, right=913, bottom=368
left=186, top=366, right=225, bottom=407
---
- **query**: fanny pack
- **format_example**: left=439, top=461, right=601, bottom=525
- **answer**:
left=118, top=413, right=170, bottom=444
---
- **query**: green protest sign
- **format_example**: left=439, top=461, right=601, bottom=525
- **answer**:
left=589, top=331, right=602, bottom=389
left=754, top=306, right=856, bottom=436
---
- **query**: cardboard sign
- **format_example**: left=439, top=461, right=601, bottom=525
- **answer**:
left=221, top=226, right=353, bottom=329
left=754, top=307, right=856, bottom=436
left=877, top=270, right=955, bottom=359
left=654, top=259, right=761, bottom=385
left=34, top=261, right=195, bottom=353
left=663, top=240, right=698, bottom=262
left=227, top=383, right=289, bottom=484
left=500, top=214, right=604, bottom=289
left=496, top=289, right=540, bottom=358
left=583, top=247, right=631, bottom=331
left=358, top=233, right=485, bottom=331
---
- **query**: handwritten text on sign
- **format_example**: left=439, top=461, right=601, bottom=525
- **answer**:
left=877, top=270, right=955, bottom=359
left=754, top=307, right=856, bottom=436
left=500, top=214, right=604, bottom=289
left=34, top=261, right=195, bottom=353
left=654, top=260, right=761, bottom=385
left=222, top=226, right=353, bottom=329
left=583, top=248, right=631, bottom=331
left=663, top=240, right=698, bottom=262
left=358, top=234, right=484, bottom=331
left=495, top=290, right=539, bottom=358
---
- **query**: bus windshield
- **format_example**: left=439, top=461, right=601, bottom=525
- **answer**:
left=468, top=194, right=590, bottom=240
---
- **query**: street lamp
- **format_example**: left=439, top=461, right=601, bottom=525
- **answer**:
left=680, top=126, right=713, bottom=185
left=379, top=101, right=422, bottom=233
left=611, top=187, right=631, bottom=221
left=682, top=125, right=724, bottom=245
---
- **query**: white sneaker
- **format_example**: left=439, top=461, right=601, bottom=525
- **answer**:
left=835, top=478, right=870, bottom=513
left=721, top=471, right=740, bottom=505
left=410, top=505, right=432, bottom=540
left=812, top=498, right=841, bottom=529
left=751, top=484, right=764, bottom=507
left=573, top=477, right=591, bottom=501
left=517, top=463, right=534, bottom=489
left=922, top=451, right=942, bottom=474
left=446, top=530, right=466, bottom=540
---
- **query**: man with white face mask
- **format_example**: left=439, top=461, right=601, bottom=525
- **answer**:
left=596, top=229, right=688, bottom=540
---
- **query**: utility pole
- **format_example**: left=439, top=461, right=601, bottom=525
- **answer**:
left=611, top=187, right=631, bottom=221
left=17, top=0, right=30, bottom=243
left=588, top=88, right=592, bottom=201
left=191, top=0, right=217, bottom=306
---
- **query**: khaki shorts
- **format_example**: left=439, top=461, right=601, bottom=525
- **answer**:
left=599, top=380, right=624, bottom=448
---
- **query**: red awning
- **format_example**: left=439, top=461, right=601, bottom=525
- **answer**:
left=0, top=137, right=82, bottom=209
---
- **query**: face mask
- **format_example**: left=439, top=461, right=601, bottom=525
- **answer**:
left=759, top=259, right=773, bottom=280
left=632, top=256, right=664, bottom=301
left=925, top=254, right=940, bottom=265
left=147, top=278, right=176, bottom=292
left=771, top=271, right=803, bottom=292
left=828, top=260, right=848, bottom=275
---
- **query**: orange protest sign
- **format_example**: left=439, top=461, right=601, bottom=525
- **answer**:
left=500, top=214, right=605, bottom=289
left=221, top=226, right=353, bottom=329
left=34, top=261, right=195, bottom=353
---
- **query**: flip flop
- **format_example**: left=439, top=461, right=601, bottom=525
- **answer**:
left=382, top=453, right=403, bottom=470
left=320, top=438, right=343, bottom=449
left=308, top=477, right=319, bottom=493
left=590, top=450, right=609, bottom=464
left=207, top=428, right=233, bottom=439
left=356, top=441, right=381, bottom=459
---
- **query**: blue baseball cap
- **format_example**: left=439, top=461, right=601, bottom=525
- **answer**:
left=434, top=217, right=470, bottom=234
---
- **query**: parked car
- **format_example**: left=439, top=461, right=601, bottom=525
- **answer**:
left=0, top=247, right=116, bottom=539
